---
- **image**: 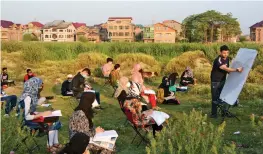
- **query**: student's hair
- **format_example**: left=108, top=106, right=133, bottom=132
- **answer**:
left=107, top=58, right=113, bottom=63
left=114, top=64, right=120, bottom=70
left=220, top=45, right=229, bottom=52
left=82, top=68, right=91, bottom=76
left=2, top=67, right=7, bottom=71
left=26, top=69, right=32, bottom=73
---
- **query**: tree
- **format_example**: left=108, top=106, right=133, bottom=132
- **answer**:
left=182, top=10, right=241, bottom=43
left=23, top=34, right=38, bottom=41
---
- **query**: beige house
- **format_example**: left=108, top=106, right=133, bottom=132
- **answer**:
left=1, top=20, right=23, bottom=41
left=162, top=20, right=182, bottom=38
left=24, top=21, right=44, bottom=40
left=41, top=20, right=76, bottom=42
left=154, top=23, right=177, bottom=43
left=107, top=17, right=135, bottom=42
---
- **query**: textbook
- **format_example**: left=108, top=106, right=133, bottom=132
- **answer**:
left=43, top=110, right=62, bottom=118
left=90, top=130, right=118, bottom=151
left=149, top=111, right=170, bottom=126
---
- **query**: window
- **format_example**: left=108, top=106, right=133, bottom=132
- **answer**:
left=109, top=26, right=113, bottom=30
left=109, top=32, right=112, bottom=37
left=59, top=30, right=63, bottom=32
left=113, top=32, right=116, bottom=36
left=114, top=26, right=117, bottom=30
left=119, top=32, right=124, bottom=36
left=125, top=40, right=129, bottom=42
left=125, top=32, right=129, bottom=36
left=45, top=35, right=49, bottom=38
left=45, top=30, right=49, bottom=32
left=59, top=35, right=63, bottom=38
left=119, top=26, right=123, bottom=30
left=52, top=29, right=57, bottom=32
left=115, top=32, right=119, bottom=36
left=125, top=26, right=129, bottom=30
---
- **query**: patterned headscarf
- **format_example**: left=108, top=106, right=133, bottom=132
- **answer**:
left=19, top=77, right=43, bottom=111
left=127, top=81, right=142, bottom=99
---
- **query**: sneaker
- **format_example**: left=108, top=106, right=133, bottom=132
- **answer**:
left=209, top=114, right=217, bottom=118
left=4, top=114, right=9, bottom=117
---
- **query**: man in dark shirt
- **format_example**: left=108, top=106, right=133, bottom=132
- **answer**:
left=71, top=68, right=91, bottom=98
left=210, top=45, right=243, bottom=118
left=1, top=67, right=9, bottom=86
left=61, top=74, right=73, bottom=96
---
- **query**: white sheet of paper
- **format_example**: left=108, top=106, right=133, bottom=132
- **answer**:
left=144, top=90, right=156, bottom=95
left=43, top=110, right=62, bottom=118
left=220, top=48, right=257, bottom=105
left=41, top=104, right=51, bottom=107
left=93, top=130, right=118, bottom=142
left=149, top=111, right=170, bottom=126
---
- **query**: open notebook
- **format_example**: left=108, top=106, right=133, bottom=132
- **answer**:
left=149, top=111, right=169, bottom=126
left=43, top=110, right=62, bottom=118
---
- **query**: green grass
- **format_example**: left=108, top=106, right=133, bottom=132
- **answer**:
left=1, top=77, right=263, bottom=154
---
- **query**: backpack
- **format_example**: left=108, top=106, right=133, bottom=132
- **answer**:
left=156, top=88, right=165, bottom=104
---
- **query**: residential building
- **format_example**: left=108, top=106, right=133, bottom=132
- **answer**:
left=1, top=20, right=23, bottom=41
left=24, top=21, right=44, bottom=40
left=94, top=24, right=108, bottom=42
left=107, top=17, right=135, bottom=42
left=143, top=26, right=154, bottom=43
left=73, top=22, right=89, bottom=41
left=41, top=20, right=76, bottom=42
left=162, top=20, right=182, bottom=39
left=154, top=23, right=177, bottom=43
left=250, top=20, right=263, bottom=43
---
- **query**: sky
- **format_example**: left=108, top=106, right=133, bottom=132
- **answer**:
left=1, top=1, right=263, bottom=35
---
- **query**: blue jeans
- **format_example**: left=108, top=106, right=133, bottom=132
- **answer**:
left=1, top=95, right=17, bottom=114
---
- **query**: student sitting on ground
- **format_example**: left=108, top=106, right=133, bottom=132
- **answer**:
left=18, top=77, right=62, bottom=153
left=71, top=68, right=101, bottom=108
left=180, top=66, right=195, bottom=86
left=157, top=76, right=180, bottom=105
left=58, top=132, right=90, bottom=154
left=1, top=67, right=9, bottom=86
left=24, top=69, right=36, bottom=82
left=1, top=85, right=17, bottom=117
left=102, top=58, right=114, bottom=78
left=131, top=64, right=157, bottom=109
left=110, top=64, right=121, bottom=88
left=69, top=92, right=115, bottom=153
left=123, top=81, right=163, bottom=136
left=61, top=74, right=73, bottom=96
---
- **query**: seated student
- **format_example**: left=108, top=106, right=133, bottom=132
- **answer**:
left=1, top=85, right=17, bottom=117
left=69, top=92, right=114, bottom=153
left=58, top=132, right=90, bottom=154
left=61, top=74, right=73, bottom=96
left=157, top=76, right=180, bottom=105
left=71, top=68, right=101, bottom=108
left=24, top=69, right=36, bottom=82
left=1, top=67, right=9, bottom=86
left=102, top=58, right=113, bottom=78
left=180, top=66, right=195, bottom=86
left=18, top=77, right=62, bottom=153
left=110, top=64, right=121, bottom=88
left=131, top=64, right=157, bottom=109
left=114, top=77, right=129, bottom=106
left=123, top=82, right=163, bottom=136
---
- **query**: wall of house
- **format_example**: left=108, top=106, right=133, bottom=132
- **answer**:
left=154, top=23, right=176, bottom=43
left=163, top=21, right=182, bottom=36
left=1, top=27, right=23, bottom=41
left=107, top=19, right=135, bottom=42
left=255, top=27, right=263, bottom=43
left=42, top=24, right=76, bottom=42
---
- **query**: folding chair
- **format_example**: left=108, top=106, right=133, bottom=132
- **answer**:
left=214, top=99, right=240, bottom=123
left=124, top=109, right=150, bottom=147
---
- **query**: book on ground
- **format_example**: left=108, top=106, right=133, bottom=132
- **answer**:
left=149, top=111, right=169, bottom=126
left=43, top=110, right=62, bottom=118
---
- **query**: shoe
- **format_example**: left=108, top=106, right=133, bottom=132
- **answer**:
left=4, top=114, right=9, bottom=117
left=210, top=114, right=217, bottom=118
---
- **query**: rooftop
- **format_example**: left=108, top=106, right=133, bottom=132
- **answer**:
left=1, top=20, right=14, bottom=28
left=250, top=20, right=263, bottom=28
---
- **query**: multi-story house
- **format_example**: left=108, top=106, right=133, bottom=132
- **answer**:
left=41, top=20, right=76, bottom=42
left=107, top=17, right=135, bottom=42
left=143, top=26, right=154, bottom=43
left=73, top=22, right=88, bottom=41
left=24, top=21, right=44, bottom=40
left=162, top=20, right=182, bottom=38
left=94, top=24, right=108, bottom=42
left=154, top=23, right=177, bottom=43
left=1, top=20, right=23, bottom=41
left=250, top=20, right=263, bottom=43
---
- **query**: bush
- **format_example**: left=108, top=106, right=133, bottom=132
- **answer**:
left=146, top=109, right=236, bottom=154
left=115, top=53, right=161, bottom=77
left=78, top=36, right=88, bottom=42
left=240, top=83, right=263, bottom=100
left=1, top=41, right=23, bottom=53
left=23, top=34, right=39, bottom=41
left=22, top=43, right=46, bottom=63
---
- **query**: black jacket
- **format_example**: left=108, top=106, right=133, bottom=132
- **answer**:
left=71, top=73, right=85, bottom=98
left=61, top=80, right=73, bottom=96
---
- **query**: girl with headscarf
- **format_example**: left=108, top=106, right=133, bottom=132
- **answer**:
left=131, top=64, right=157, bottom=109
left=69, top=92, right=114, bottom=154
left=180, top=66, right=195, bottom=86
left=18, top=77, right=62, bottom=153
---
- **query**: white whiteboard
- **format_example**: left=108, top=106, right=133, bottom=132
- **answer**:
left=220, top=48, right=258, bottom=105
